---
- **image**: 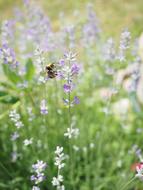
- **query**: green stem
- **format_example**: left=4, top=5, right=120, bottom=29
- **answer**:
left=120, top=177, right=136, bottom=190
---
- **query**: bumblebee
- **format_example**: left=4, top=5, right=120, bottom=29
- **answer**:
left=45, top=63, right=57, bottom=79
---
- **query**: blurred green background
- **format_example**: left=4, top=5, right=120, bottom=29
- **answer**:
left=0, top=0, right=143, bottom=38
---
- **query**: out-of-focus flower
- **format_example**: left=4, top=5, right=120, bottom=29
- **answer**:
left=103, top=38, right=116, bottom=62
left=0, top=44, right=19, bottom=67
left=73, top=145, right=80, bottom=152
left=23, top=138, right=33, bottom=146
left=40, top=99, right=48, bottom=115
left=89, top=143, right=95, bottom=149
left=11, top=151, right=20, bottom=162
left=32, top=186, right=40, bottom=190
left=11, top=132, right=19, bottom=141
left=9, top=110, right=24, bottom=129
left=27, top=107, right=35, bottom=121
left=64, top=51, right=76, bottom=62
left=64, top=127, right=79, bottom=139
left=52, top=146, right=65, bottom=190
left=82, top=3, right=101, bottom=46
left=73, top=96, right=80, bottom=105
left=116, top=29, right=131, bottom=62
left=112, top=98, right=130, bottom=116
left=52, top=175, right=63, bottom=186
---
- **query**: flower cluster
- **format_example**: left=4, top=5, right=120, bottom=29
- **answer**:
left=34, top=46, right=45, bottom=75
left=23, top=138, right=33, bottom=146
left=117, top=29, right=131, bottom=62
left=64, top=127, right=79, bottom=139
left=103, top=38, right=116, bottom=62
left=1, top=20, right=14, bottom=44
left=58, top=52, right=80, bottom=104
left=0, top=44, right=19, bottom=67
left=27, top=107, right=35, bottom=121
left=58, top=52, right=80, bottom=140
left=52, top=146, right=65, bottom=190
left=40, top=99, right=48, bottom=115
left=82, top=3, right=101, bottom=46
left=9, top=109, right=24, bottom=129
left=11, top=131, right=19, bottom=141
left=31, top=160, right=47, bottom=189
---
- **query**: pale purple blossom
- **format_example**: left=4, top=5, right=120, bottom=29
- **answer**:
left=31, top=160, right=47, bottom=186
left=9, top=110, right=24, bottom=129
left=0, top=44, right=19, bottom=67
left=116, top=29, right=131, bottom=62
left=73, top=96, right=80, bottom=105
left=11, top=131, right=19, bottom=141
left=63, top=84, right=72, bottom=93
left=32, top=160, right=47, bottom=174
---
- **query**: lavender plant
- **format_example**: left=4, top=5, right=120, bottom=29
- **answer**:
left=0, top=1, right=143, bottom=190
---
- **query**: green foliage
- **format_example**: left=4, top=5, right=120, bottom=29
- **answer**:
left=25, top=59, right=35, bottom=81
left=2, top=64, right=21, bottom=84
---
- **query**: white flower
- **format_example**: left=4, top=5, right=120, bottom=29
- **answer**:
left=55, top=146, right=63, bottom=155
left=52, top=175, right=63, bottom=186
left=23, top=138, right=33, bottom=146
left=9, top=109, right=24, bottom=129
left=9, top=110, right=20, bottom=122
left=11, top=132, right=19, bottom=141
left=34, top=46, right=43, bottom=56
left=32, top=186, right=40, bottom=190
left=64, top=51, right=77, bottom=62
left=64, top=127, right=79, bottom=139
left=15, top=121, right=24, bottom=129
left=58, top=185, right=65, bottom=190
left=89, top=143, right=95, bottom=149
left=11, top=151, right=18, bottom=162
left=52, top=147, right=65, bottom=188
left=83, top=147, right=87, bottom=153
left=73, top=145, right=79, bottom=151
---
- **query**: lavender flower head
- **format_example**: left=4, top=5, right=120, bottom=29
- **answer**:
left=103, top=38, right=116, bottom=62
left=116, top=28, right=131, bottom=62
left=0, top=44, right=19, bottom=67
left=32, top=160, right=47, bottom=174
left=82, top=3, right=101, bottom=46
left=31, top=160, right=47, bottom=185
left=52, top=146, right=66, bottom=190
left=11, top=131, right=19, bottom=141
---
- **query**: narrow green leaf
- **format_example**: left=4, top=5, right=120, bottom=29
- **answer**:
left=25, top=59, right=35, bottom=81
left=2, top=64, right=21, bottom=84
left=0, top=95, right=19, bottom=104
